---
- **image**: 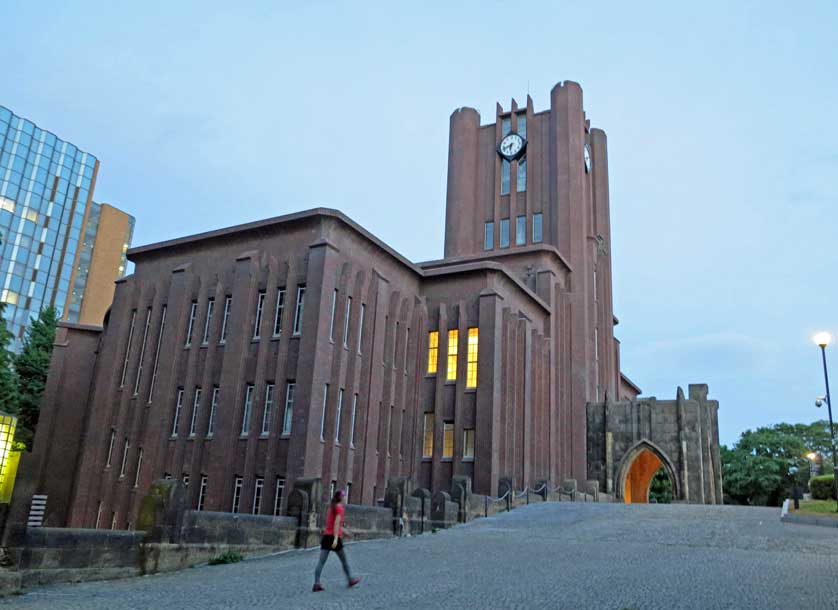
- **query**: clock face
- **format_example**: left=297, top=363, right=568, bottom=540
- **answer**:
left=584, top=144, right=592, bottom=173
left=498, top=133, right=525, bottom=161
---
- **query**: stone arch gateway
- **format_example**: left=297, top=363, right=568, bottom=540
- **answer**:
left=586, top=384, right=723, bottom=504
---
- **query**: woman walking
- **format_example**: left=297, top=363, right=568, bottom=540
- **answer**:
left=312, top=489, right=361, bottom=592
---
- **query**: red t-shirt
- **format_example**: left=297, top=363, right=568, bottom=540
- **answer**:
left=324, top=504, right=345, bottom=537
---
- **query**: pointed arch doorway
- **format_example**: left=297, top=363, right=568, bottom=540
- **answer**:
left=617, top=440, right=680, bottom=504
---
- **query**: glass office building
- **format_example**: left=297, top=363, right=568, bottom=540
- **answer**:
left=0, top=105, right=133, bottom=350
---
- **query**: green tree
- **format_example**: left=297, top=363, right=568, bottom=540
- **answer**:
left=14, top=307, right=57, bottom=449
left=649, top=468, right=673, bottom=503
left=0, top=302, right=18, bottom=415
left=722, top=423, right=816, bottom=506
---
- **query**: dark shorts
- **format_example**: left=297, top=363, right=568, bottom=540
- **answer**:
left=320, top=535, right=343, bottom=551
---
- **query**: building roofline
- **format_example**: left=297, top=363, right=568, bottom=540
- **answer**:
left=127, top=207, right=552, bottom=313
left=57, top=321, right=103, bottom=333
left=128, top=207, right=423, bottom=275
left=423, top=261, right=551, bottom=313
left=418, top=244, right=573, bottom=274
left=0, top=104, right=98, bottom=162
left=620, top=372, right=642, bottom=395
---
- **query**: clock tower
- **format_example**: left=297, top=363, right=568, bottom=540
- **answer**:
left=442, top=81, right=619, bottom=482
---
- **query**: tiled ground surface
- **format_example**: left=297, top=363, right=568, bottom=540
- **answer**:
left=6, top=502, right=838, bottom=610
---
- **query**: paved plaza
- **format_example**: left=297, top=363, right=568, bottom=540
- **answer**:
left=6, top=502, right=838, bottom=610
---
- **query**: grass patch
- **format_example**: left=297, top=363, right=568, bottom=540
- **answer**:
left=208, top=551, right=244, bottom=565
left=792, top=500, right=838, bottom=518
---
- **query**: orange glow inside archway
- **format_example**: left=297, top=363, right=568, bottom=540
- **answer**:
left=624, top=449, right=664, bottom=504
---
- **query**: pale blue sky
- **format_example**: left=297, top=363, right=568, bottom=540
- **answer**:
left=3, top=1, right=837, bottom=444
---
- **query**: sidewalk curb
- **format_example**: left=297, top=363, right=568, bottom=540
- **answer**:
left=780, top=499, right=838, bottom=528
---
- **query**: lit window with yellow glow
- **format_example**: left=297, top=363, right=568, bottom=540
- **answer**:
left=466, top=328, right=478, bottom=388
left=446, top=330, right=458, bottom=381
left=442, top=422, right=454, bottom=459
left=422, top=413, right=434, bottom=458
left=427, top=331, right=439, bottom=374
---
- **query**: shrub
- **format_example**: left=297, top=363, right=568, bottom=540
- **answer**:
left=810, top=475, right=835, bottom=500
left=208, top=551, right=244, bottom=565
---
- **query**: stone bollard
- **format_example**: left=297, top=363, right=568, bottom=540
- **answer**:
left=286, top=478, right=321, bottom=549
left=137, top=480, right=187, bottom=544
left=450, top=475, right=472, bottom=523
left=411, top=488, right=431, bottom=534
left=561, top=479, right=578, bottom=501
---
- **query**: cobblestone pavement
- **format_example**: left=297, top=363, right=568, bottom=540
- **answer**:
left=6, top=502, right=838, bottom=610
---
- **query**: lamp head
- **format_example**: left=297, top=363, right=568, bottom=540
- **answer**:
left=813, top=331, right=832, bottom=348
left=806, top=452, right=818, bottom=461
left=816, top=395, right=826, bottom=408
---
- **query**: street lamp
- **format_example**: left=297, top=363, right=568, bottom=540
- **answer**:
left=813, top=331, right=838, bottom=512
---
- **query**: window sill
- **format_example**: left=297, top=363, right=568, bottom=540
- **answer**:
left=422, top=457, right=432, bottom=462
left=280, top=433, right=291, bottom=439
left=200, top=343, right=209, bottom=348
left=462, top=458, right=475, bottom=463
left=271, top=335, right=281, bottom=341
left=259, top=433, right=269, bottom=438
left=465, top=387, right=477, bottom=394
left=291, top=334, right=301, bottom=339
left=444, top=381, right=456, bottom=386
left=425, top=373, right=437, bottom=378
left=441, top=458, right=453, bottom=462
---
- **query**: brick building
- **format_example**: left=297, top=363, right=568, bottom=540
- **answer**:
left=31, top=81, right=656, bottom=529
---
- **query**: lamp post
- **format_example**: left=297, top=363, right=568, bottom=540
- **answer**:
left=813, top=331, right=838, bottom=512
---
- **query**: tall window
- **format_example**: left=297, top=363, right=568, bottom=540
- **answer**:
left=446, top=329, right=458, bottom=381
left=292, top=286, right=306, bottom=335
left=502, top=116, right=511, bottom=136
left=232, top=477, right=243, bottom=513
left=517, top=115, right=527, bottom=139
left=466, top=327, right=478, bottom=388
left=133, top=308, right=152, bottom=395
left=319, top=384, right=329, bottom=441
left=253, top=290, right=266, bottom=339
left=241, top=384, right=255, bottom=436
left=500, top=218, right=510, bottom=248
left=516, top=215, right=526, bottom=246
left=201, top=298, right=214, bottom=344
left=422, top=413, right=434, bottom=458
left=148, top=305, right=167, bottom=403
left=197, top=476, right=208, bottom=511
left=387, top=405, right=394, bottom=455
left=328, top=289, right=338, bottom=341
left=593, top=268, right=598, bottom=302
left=185, top=301, right=197, bottom=347
left=133, top=448, right=143, bottom=487
left=253, top=477, right=264, bottom=514
left=463, top=429, right=475, bottom=461
left=501, top=160, right=510, bottom=195
left=119, top=309, right=136, bottom=388
left=335, top=389, right=344, bottom=442
left=343, top=296, right=352, bottom=347
left=119, top=438, right=130, bottom=476
left=171, top=389, right=184, bottom=437
left=533, top=213, right=543, bottom=243
left=188, top=387, right=202, bottom=437
left=594, top=328, right=599, bottom=361
left=220, top=297, right=232, bottom=343
left=207, top=387, right=219, bottom=436
left=106, top=429, right=116, bottom=467
left=484, top=221, right=494, bottom=250
left=273, top=288, right=285, bottom=336
left=261, top=383, right=275, bottom=436
left=357, top=304, right=365, bottom=354
left=442, top=422, right=454, bottom=459
left=517, top=159, right=527, bottom=192
left=282, top=382, right=295, bottom=436
left=273, top=477, right=286, bottom=515
left=427, top=331, right=439, bottom=374
left=349, top=393, right=358, bottom=447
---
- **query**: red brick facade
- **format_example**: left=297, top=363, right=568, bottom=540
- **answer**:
left=31, top=81, right=631, bottom=528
